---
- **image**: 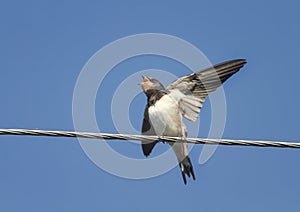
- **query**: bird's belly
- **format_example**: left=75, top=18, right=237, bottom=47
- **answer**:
left=148, top=95, right=183, bottom=137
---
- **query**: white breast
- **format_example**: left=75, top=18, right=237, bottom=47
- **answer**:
left=148, top=95, right=184, bottom=137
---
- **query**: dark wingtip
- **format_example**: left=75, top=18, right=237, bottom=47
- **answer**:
left=141, top=141, right=158, bottom=157
left=236, top=58, right=247, bottom=62
left=224, top=58, right=247, bottom=67
left=229, top=58, right=247, bottom=63
left=237, top=58, right=247, bottom=65
left=142, top=149, right=151, bottom=157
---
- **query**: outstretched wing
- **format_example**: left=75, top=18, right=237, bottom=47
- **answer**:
left=141, top=104, right=158, bottom=157
left=166, top=59, right=247, bottom=121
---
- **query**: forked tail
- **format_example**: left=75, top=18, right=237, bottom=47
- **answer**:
left=179, top=156, right=196, bottom=184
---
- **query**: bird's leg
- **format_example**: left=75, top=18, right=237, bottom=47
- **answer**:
left=181, top=127, right=187, bottom=143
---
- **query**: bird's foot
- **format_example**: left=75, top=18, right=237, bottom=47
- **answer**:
left=180, top=136, right=186, bottom=142
left=158, top=135, right=166, bottom=143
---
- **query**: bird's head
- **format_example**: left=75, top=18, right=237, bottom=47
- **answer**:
left=138, top=76, right=164, bottom=93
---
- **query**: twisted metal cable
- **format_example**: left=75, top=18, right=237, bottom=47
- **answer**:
left=0, top=128, right=299, bottom=149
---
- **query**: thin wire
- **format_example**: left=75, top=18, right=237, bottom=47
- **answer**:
left=0, top=128, right=299, bottom=149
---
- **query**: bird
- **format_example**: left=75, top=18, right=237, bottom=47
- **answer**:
left=139, top=59, right=247, bottom=184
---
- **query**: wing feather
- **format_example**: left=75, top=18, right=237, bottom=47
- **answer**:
left=167, top=59, right=247, bottom=121
left=141, top=104, right=158, bottom=156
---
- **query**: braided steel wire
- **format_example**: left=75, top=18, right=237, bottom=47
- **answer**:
left=0, top=129, right=299, bottom=149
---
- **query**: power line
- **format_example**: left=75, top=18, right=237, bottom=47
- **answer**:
left=0, top=128, right=299, bottom=149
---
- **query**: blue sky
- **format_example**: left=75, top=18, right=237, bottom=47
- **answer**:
left=1, top=0, right=300, bottom=211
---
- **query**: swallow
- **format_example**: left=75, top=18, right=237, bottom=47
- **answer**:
left=139, top=59, right=247, bottom=184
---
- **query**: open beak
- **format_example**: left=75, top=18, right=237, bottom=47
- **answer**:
left=142, top=75, right=150, bottom=82
left=138, top=75, right=150, bottom=86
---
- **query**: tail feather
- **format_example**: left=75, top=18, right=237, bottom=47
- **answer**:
left=179, top=156, right=196, bottom=184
